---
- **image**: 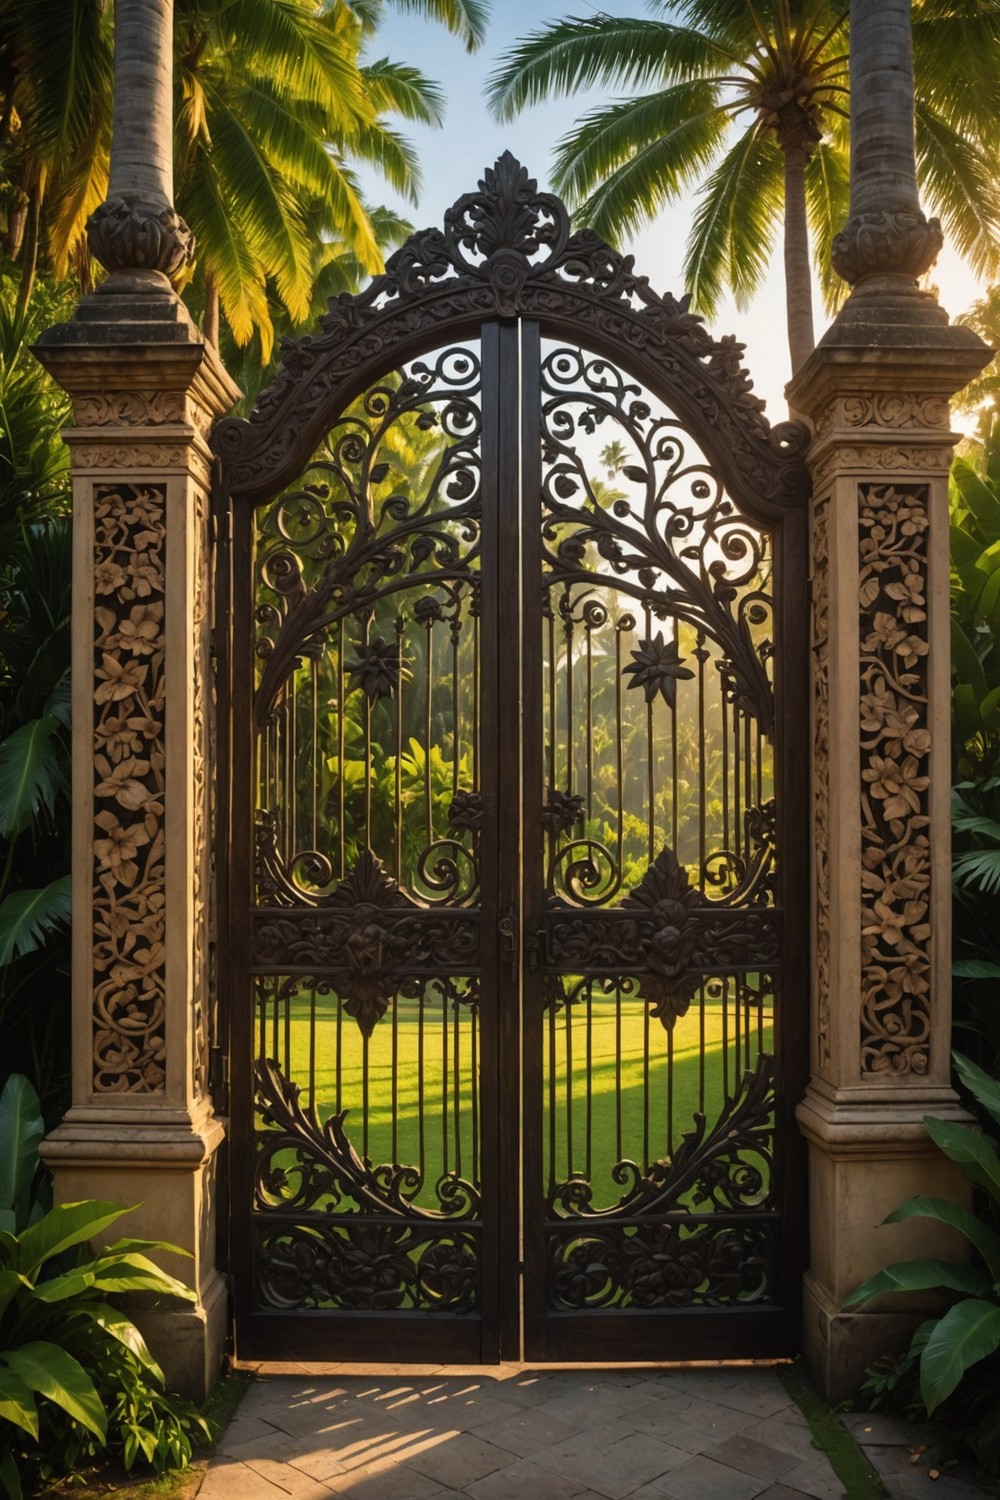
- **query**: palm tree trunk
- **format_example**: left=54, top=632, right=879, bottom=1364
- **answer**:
left=108, top=0, right=175, bottom=206
left=15, top=189, right=41, bottom=318
left=782, top=147, right=815, bottom=373
left=831, top=0, right=941, bottom=289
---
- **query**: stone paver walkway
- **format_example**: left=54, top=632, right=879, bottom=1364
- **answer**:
left=843, top=1410, right=998, bottom=1499
left=201, top=1365, right=846, bottom=1500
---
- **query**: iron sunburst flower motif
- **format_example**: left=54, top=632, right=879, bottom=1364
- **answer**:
left=622, top=632, right=695, bottom=707
left=346, top=636, right=403, bottom=702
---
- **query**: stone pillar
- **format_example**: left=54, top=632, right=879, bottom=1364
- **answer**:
left=33, top=0, right=238, bottom=1400
left=786, top=0, right=993, bottom=1403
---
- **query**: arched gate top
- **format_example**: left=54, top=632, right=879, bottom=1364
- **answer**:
left=212, top=153, right=810, bottom=517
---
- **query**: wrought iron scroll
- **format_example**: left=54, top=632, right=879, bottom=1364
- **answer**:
left=214, top=154, right=810, bottom=517
left=254, top=1060, right=480, bottom=1313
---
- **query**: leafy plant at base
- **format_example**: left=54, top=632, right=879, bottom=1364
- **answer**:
left=847, top=1051, right=1000, bottom=1473
left=950, top=422, right=1000, bottom=1073
left=0, top=1076, right=214, bottom=1497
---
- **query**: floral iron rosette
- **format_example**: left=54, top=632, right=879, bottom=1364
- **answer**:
left=622, top=847, right=701, bottom=1028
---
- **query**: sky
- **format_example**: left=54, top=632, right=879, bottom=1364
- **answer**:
left=355, top=0, right=983, bottom=419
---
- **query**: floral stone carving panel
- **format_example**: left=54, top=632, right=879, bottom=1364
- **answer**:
left=92, top=483, right=167, bottom=1091
left=858, top=483, right=931, bottom=1075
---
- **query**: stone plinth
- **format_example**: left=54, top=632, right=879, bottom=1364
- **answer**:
left=35, top=287, right=239, bottom=1400
left=787, top=293, right=992, bottom=1402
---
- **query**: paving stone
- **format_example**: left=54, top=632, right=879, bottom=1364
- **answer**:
left=738, top=1418, right=820, bottom=1464
left=198, top=1459, right=303, bottom=1499
left=864, top=1444, right=933, bottom=1478
left=244, top=1454, right=340, bottom=1496
left=466, top=1404, right=579, bottom=1457
left=222, top=1428, right=347, bottom=1475
left=416, top=1388, right=525, bottom=1431
left=839, top=1411, right=924, bottom=1446
left=651, top=1453, right=769, bottom=1500
left=643, top=1398, right=756, bottom=1453
left=400, top=1431, right=515, bottom=1488
left=324, top=1463, right=447, bottom=1499
left=538, top=1381, right=643, bottom=1428
left=464, top=1455, right=592, bottom=1499
left=702, top=1434, right=802, bottom=1482
left=753, top=1489, right=822, bottom=1500
left=218, top=1415, right=288, bottom=1455
left=533, top=1429, right=691, bottom=1499
left=881, top=1475, right=990, bottom=1500
left=771, top=1458, right=844, bottom=1499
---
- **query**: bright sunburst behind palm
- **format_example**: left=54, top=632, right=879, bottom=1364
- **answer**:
left=488, top=0, right=1000, bottom=375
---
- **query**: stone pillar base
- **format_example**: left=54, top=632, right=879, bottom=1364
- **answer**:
left=41, top=1110, right=226, bottom=1401
left=797, top=1087, right=972, bottom=1403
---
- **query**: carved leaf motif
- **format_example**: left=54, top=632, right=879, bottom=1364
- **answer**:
left=621, top=848, right=701, bottom=1029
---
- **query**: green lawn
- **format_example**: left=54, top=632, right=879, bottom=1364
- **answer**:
left=258, top=983, right=773, bottom=1211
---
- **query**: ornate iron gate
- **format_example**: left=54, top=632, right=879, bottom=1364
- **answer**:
left=214, top=156, right=811, bottom=1363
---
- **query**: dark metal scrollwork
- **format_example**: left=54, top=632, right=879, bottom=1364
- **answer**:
left=539, top=345, right=776, bottom=732
left=547, top=1050, right=774, bottom=1221
left=255, top=1057, right=480, bottom=1221
left=549, top=1221, right=774, bottom=1312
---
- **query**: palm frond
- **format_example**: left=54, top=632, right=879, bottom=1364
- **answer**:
left=916, top=103, right=1000, bottom=282
left=684, top=128, right=784, bottom=317
left=806, top=137, right=850, bottom=316
left=0, top=876, right=71, bottom=966
left=386, top=0, right=489, bottom=53
left=488, top=16, right=737, bottom=123
left=0, top=715, right=63, bottom=837
left=360, top=59, right=446, bottom=126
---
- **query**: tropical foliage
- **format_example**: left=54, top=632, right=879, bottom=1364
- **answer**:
left=849, top=1052, right=1000, bottom=1473
left=488, top=0, right=1000, bottom=369
left=0, top=1074, right=214, bottom=1497
left=0, top=0, right=489, bottom=356
left=949, top=422, right=1000, bottom=1071
left=0, top=283, right=73, bottom=1112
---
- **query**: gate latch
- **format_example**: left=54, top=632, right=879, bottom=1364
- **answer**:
left=497, top=905, right=519, bottom=982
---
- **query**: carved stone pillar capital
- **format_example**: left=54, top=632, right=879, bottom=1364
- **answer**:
left=831, top=208, right=943, bottom=291
left=87, top=192, right=195, bottom=288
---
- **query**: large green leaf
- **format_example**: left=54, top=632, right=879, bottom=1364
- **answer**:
left=846, top=1258, right=990, bottom=1308
left=920, top=1299, right=1000, bottom=1413
left=953, top=1051, right=1000, bottom=1129
left=89, top=1253, right=196, bottom=1302
left=924, top=1115, right=1000, bottom=1201
left=0, top=715, right=62, bottom=837
left=0, top=1075, right=43, bottom=1229
left=884, top=1196, right=1000, bottom=1281
left=30, top=1266, right=97, bottom=1303
left=0, top=876, right=72, bottom=965
left=2, top=1342, right=106, bottom=1440
left=0, top=1367, right=37, bottom=1438
left=0, top=1271, right=30, bottom=1321
left=953, top=959, right=1000, bottom=980
left=15, top=1201, right=129, bottom=1280
left=81, top=1304, right=163, bottom=1382
left=0, top=1446, right=24, bottom=1500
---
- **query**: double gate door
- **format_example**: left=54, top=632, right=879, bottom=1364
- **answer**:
left=226, top=317, right=806, bottom=1363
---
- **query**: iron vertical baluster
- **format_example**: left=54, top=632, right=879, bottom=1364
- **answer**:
left=452, top=610, right=461, bottom=799
left=615, top=619, right=625, bottom=877
left=337, top=618, right=345, bottom=880
left=425, top=618, right=433, bottom=852
left=283, top=980, right=291, bottom=1086
left=697, top=630, right=707, bottom=881
left=645, top=602, right=655, bottom=865
left=418, top=983, right=426, bottom=1187
left=308, top=981, right=316, bottom=1116
left=615, top=981, right=623, bottom=1164
left=335, top=990, right=343, bottom=1117
left=391, top=989, right=399, bottom=1166
left=564, top=980, right=573, bottom=1179
left=585, top=978, right=593, bottom=1182
left=363, top=615, right=373, bottom=849
left=547, top=598, right=556, bottom=794
left=666, top=999, right=674, bottom=1159
left=471, top=998, right=479, bottom=1187
left=671, top=617, right=679, bottom=853
left=453, top=985, right=462, bottom=1179
left=585, top=609, right=594, bottom=821
left=642, top=987, right=650, bottom=1171
left=698, top=979, right=706, bottom=1115
left=362, top=1030, right=370, bottom=1161
left=734, top=703, right=743, bottom=871
left=290, top=669, right=297, bottom=859
left=721, top=678, right=730, bottom=889
left=564, top=591, right=574, bottom=796
left=441, top=981, right=449, bottom=1178
left=311, top=657, right=319, bottom=851
left=395, top=614, right=404, bottom=882
left=548, top=991, right=557, bottom=1193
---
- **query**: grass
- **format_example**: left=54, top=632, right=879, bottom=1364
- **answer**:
left=259, top=983, right=774, bottom=1209
left=779, top=1363, right=887, bottom=1500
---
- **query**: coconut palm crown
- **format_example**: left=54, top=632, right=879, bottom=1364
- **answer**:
left=488, top=0, right=1000, bottom=373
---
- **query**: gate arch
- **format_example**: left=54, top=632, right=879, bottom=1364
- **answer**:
left=213, top=154, right=811, bottom=1363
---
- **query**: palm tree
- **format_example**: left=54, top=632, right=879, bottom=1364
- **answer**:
left=0, top=0, right=491, bottom=350
left=488, top=0, right=1000, bottom=374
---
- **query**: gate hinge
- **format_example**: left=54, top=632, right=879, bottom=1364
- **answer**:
left=209, top=1044, right=228, bottom=1109
left=497, top=905, right=519, bottom=982
left=526, top=928, right=550, bottom=971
